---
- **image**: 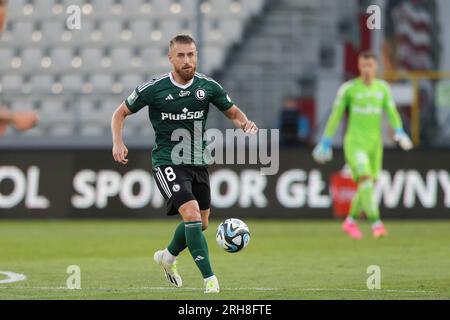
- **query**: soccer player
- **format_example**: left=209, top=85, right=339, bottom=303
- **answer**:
left=312, top=51, right=412, bottom=239
left=0, top=0, right=39, bottom=135
left=111, top=35, right=258, bottom=293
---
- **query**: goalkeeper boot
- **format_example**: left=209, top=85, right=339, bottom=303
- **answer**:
left=342, top=218, right=363, bottom=240
left=153, top=250, right=182, bottom=288
left=372, top=222, right=388, bottom=239
left=204, top=275, right=220, bottom=294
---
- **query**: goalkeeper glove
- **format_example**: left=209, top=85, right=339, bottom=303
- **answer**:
left=394, top=128, right=413, bottom=151
left=312, top=137, right=333, bottom=164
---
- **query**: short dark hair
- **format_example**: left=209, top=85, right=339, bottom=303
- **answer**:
left=359, top=50, right=377, bottom=60
left=169, top=34, right=196, bottom=50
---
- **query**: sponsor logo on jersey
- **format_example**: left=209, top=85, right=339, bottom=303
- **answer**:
left=195, top=88, right=206, bottom=100
left=352, top=106, right=381, bottom=115
left=161, top=109, right=205, bottom=120
left=179, top=90, right=191, bottom=97
left=165, top=94, right=174, bottom=100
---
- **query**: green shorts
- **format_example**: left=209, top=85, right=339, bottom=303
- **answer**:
left=343, top=139, right=383, bottom=181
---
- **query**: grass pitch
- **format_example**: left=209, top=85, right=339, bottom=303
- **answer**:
left=0, top=219, right=449, bottom=300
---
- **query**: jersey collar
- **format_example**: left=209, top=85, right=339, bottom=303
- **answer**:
left=169, top=72, right=194, bottom=89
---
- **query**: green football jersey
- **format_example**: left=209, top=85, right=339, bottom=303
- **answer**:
left=125, top=72, right=234, bottom=168
left=324, top=78, right=403, bottom=146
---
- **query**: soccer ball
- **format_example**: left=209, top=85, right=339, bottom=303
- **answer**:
left=216, top=218, right=250, bottom=253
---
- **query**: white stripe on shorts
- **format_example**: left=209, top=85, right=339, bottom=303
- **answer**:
left=156, top=169, right=172, bottom=198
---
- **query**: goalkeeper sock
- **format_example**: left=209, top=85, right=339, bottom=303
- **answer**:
left=358, top=179, right=380, bottom=224
left=348, top=190, right=362, bottom=221
left=185, top=221, right=214, bottom=279
left=167, top=222, right=187, bottom=257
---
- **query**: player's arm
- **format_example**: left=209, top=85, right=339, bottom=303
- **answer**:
left=382, top=83, right=413, bottom=150
left=223, top=105, right=258, bottom=134
left=0, top=0, right=7, bottom=34
left=111, top=86, right=150, bottom=164
left=312, top=83, right=349, bottom=163
left=111, top=102, right=132, bottom=164
left=322, top=83, right=350, bottom=140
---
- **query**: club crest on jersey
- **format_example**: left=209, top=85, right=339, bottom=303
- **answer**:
left=195, top=88, right=206, bottom=101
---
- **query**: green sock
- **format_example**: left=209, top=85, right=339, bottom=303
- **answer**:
left=348, top=190, right=361, bottom=220
left=185, top=221, right=213, bottom=279
left=167, top=222, right=187, bottom=257
left=358, top=180, right=380, bottom=224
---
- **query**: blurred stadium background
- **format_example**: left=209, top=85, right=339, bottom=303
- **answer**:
left=0, top=0, right=449, bottom=299
left=0, top=0, right=448, bottom=218
left=1, top=0, right=449, bottom=146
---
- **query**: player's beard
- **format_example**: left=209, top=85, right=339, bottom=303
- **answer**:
left=175, top=64, right=196, bottom=82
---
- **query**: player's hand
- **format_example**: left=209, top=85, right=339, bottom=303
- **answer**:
left=394, top=128, right=413, bottom=151
left=11, top=110, right=39, bottom=132
left=312, top=137, right=333, bottom=164
left=242, top=120, right=258, bottom=134
left=0, top=107, right=9, bottom=136
left=112, top=142, right=129, bottom=164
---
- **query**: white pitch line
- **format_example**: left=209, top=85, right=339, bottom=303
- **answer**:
left=0, top=286, right=434, bottom=293
left=0, top=286, right=280, bottom=291
left=0, top=271, right=27, bottom=284
left=301, top=288, right=435, bottom=294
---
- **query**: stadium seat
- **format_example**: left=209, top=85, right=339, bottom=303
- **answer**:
left=1, top=74, right=23, bottom=93
left=61, top=74, right=84, bottom=93
left=121, top=0, right=143, bottom=16
left=91, top=74, right=114, bottom=94
left=31, top=74, right=54, bottom=94
left=160, top=19, right=183, bottom=43
left=0, top=48, right=13, bottom=72
left=101, top=20, right=123, bottom=44
left=79, top=99, right=106, bottom=136
left=38, top=99, right=74, bottom=136
left=91, top=0, right=116, bottom=17
left=140, top=47, right=166, bottom=68
left=152, top=0, right=172, bottom=15
left=41, top=20, right=65, bottom=45
left=80, top=47, right=103, bottom=71
left=110, top=47, right=133, bottom=72
left=0, top=0, right=263, bottom=140
left=130, top=19, right=152, bottom=43
left=203, top=45, right=226, bottom=74
left=50, top=47, right=73, bottom=71
left=21, top=47, right=43, bottom=71
left=34, top=0, right=56, bottom=18
left=7, top=0, right=27, bottom=18
left=120, top=73, right=144, bottom=93
left=13, top=21, right=35, bottom=44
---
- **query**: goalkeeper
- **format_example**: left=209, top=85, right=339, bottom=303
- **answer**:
left=313, top=51, right=412, bottom=239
